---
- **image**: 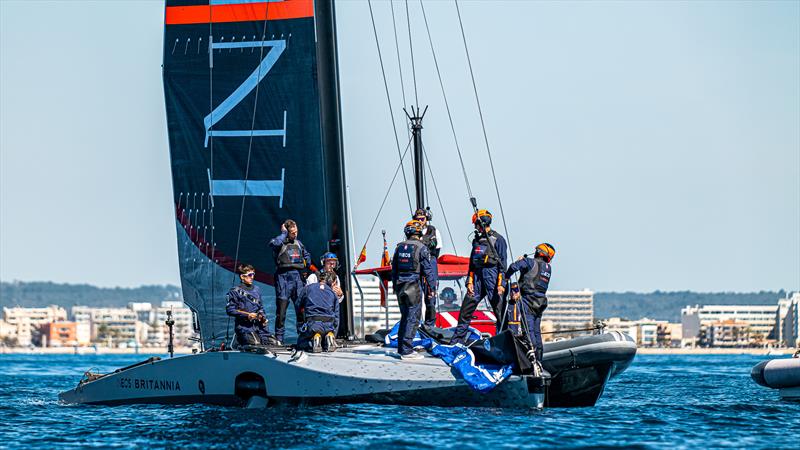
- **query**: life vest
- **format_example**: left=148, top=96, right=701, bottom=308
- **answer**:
left=421, top=225, right=440, bottom=258
left=519, top=258, right=551, bottom=314
left=470, top=231, right=501, bottom=268
left=395, top=239, right=424, bottom=274
left=277, top=240, right=306, bottom=270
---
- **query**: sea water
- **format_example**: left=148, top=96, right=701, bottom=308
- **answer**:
left=1, top=353, right=798, bottom=449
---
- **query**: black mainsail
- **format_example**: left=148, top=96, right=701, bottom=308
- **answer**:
left=162, top=0, right=351, bottom=349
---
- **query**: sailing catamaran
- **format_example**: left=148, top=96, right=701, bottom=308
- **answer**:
left=59, top=0, right=636, bottom=408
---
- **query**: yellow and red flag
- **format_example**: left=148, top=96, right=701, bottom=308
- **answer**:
left=355, top=244, right=367, bottom=268
left=380, top=230, right=391, bottom=306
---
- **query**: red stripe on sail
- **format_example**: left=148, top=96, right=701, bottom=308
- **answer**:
left=165, top=0, right=313, bottom=25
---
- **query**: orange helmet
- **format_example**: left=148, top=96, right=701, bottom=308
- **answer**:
left=535, top=243, right=556, bottom=262
left=471, top=209, right=492, bottom=226
left=404, top=219, right=423, bottom=236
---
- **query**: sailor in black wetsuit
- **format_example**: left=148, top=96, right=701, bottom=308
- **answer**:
left=391, top=220, right=437, bottom=360
left=413, top=208, right=442, bottom=329
left=504, top=243, right=555, bottom=361
left=297, top=270, right=340, bottom=352
left=225, top=264, right=276, bottom=346
left=269, top=219, right=312, bottom=344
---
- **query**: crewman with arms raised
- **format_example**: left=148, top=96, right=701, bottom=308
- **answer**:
left=269, top=219, right=312, bottom=344
left=504, top=243, right=555, bottom=361
left=391, top=219, right=437, bottom=360
left=450, top=209, right=508, bottom=345
left=297, top=270, right=340, bottom=352
left=225, top=264, right=276, bottom=346
left=413, top=208, right=442, bottom=329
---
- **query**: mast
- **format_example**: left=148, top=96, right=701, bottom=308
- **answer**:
left=315, top=0, right=353, bottom=338
left=408, top=106, right=428, bottom=211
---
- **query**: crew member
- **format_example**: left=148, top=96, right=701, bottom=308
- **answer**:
left=269, top=219, right=312, bottom=344
left=439, top=287, right=459, bottom=311
left=225, top=264, right=276, bottom=346
left=297, top=270, right=340, bottom=352
left=391, top=220, right=437, bottom=360
left=413, top=208, right=442, bottom=328
left=450, top=209, right=507, bottom=345
left=306, top=252, right=344, bottom=303
left=504, top=243, right=555, bottom=361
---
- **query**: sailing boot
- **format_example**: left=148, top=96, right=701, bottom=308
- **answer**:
left=309, top=333, right=323, bottom=353
left=324, top=332, right=337, bottom=352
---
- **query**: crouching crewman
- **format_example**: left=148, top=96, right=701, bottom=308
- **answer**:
left=226, top=264, right=277, bottom=346
left=297, top=270, right=340, bottom=353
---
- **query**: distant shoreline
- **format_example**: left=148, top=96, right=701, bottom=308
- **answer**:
left=1, top=346, right=796, bottom=356
left=0, top=347, right=194, bottom=355
left=637, top=348, right=796, bottom=355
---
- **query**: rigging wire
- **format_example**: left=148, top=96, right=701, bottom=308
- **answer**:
left=231, top=1, right=272, bottom=282
left=405, top=0, right=419, bottom=109
left=418, top=0, right=473, bottom=199
left=454, top=0, right=514, bottom=259
left=207, top=2, right=216, bottom=345
left=358, top=136, right=414, bottom=256
left=390, top=0, right=411, bottom=138
left=368, top=0, right=413, bottom=213
left=421, top=142, right=458, bottom=256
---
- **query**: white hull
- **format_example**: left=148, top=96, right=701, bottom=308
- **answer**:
left=59, top=344, right=545, bottom=408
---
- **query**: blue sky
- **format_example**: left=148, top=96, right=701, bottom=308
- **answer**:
left=1, top=0, right=798, bottom=292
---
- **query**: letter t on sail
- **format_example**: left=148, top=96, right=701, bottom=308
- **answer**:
left=208, top=168, right=285, bottom=208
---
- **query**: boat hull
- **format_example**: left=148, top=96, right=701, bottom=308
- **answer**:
left=59, top=346, right=545, bottom=408
left=542, top=331, right=637, bottom=407
left=750, top=357, right=800, bottom=402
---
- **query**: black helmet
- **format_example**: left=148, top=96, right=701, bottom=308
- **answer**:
left=440, top=287, right=457, bottom=302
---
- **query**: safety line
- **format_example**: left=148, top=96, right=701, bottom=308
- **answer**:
left=421, top=142, right=458, bottom=256
left=418, top=0, right=473, bottom=200
left=358, top=136, right=414, bottom=259
left=368, top=0, right=413, bottom=213
left=454, top=0, right=513, bottom=259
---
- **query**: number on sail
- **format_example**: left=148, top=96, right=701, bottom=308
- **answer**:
left=204, top=39, right=287, bottom=147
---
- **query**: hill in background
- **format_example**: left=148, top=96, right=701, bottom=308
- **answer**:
left=0, top=281, right=789, bottom=322
left=594, top=290, right=787, bottom=322
left=0, top=281, right=181, bottom=309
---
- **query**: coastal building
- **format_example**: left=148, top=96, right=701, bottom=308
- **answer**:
left=39, top=321, right=91, bottom=347
left=149, top=301, right=195, bottom=347
left=775, top=292, right=800, bottom=348
left=699, top=320, right=751, bottom=348
left=75, top=307, right=140, bottom=346
left=1, top=305, right=67, bottom=347
left=681, top=304, right=778, bottom=347
left=604, top=317, right=679, bottom=347
left=542, top=290, right=594, bottom=336
left=128, top=302, right=155, bottom=323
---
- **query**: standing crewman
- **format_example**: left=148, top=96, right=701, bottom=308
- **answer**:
left=226, top=264, right=276, bottom=346
left=269, top=219, right=312, bottom=344
left=297, top=270, right=340, bottom=352
left=391, top=219, right=437, bottom=360
left=450, top=209, right=508, bottom=345
left=413, top=208, right=442, bottom=329
left=504, top=243, right=555, bottom=361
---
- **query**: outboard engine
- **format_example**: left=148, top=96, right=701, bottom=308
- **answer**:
left=234, top=372, right=268, bottom=408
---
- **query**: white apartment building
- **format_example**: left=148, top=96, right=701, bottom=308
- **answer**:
left=72, top=307, right=140, bottom=346
left=681, top=304, right=778, bottom=347
left=604, top=317, right=678, bottom=347
left=1, top=305, right=67, bottom=346
left=149, top=301, right=195, bottom=347
left=776, top=292, right=800, bottom=348
left=542, top=290, right=594, bottom=333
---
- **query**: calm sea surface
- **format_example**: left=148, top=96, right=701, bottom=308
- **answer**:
left=0, top=353, right=798, bottom=449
